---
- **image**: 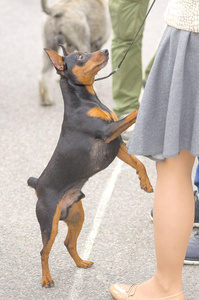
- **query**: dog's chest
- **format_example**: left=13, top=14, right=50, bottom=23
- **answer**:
left=89, top=139, right=119, bottom=173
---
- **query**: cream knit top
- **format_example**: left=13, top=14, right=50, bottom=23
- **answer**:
left=165, top=0, right=199, bottom=33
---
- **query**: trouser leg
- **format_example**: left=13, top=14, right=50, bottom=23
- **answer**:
left=109, top=0, right=150, bottom=117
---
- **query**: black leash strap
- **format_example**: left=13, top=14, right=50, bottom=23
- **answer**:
left=95, top=0, right=157, bottom=82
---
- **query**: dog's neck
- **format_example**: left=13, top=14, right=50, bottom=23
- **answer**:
left=67, top=78, right=95, bottom=94
left=60, top=77, right=100, bottom=109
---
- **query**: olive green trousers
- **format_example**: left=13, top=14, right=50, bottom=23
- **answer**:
left=108, top=0, right=150, bottom=117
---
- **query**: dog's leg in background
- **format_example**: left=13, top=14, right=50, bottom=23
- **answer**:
left=39, top=29, right=59, bottom=105
left=39, top=53, right=54, bottom=105
left=64, top=201, right=93, bottom=268
left=117, top=143, right=153, bottom=193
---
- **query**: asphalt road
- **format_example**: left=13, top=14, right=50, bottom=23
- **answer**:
left=0, top=0, right=198, bottom=299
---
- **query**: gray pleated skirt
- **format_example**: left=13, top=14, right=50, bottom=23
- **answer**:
left=127, top=26, right=199, bottom=161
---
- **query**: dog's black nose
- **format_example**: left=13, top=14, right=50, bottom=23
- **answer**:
left=101, top=49, right=109, bottom=55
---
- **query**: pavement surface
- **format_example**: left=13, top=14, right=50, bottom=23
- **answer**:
left=0, top=0, right=198, bottom=299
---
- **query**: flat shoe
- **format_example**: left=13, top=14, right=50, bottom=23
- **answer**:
left=109, top=283, right=185, bottom=300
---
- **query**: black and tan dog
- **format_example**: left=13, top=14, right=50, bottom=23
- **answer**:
left=28, top=46, right=153, bottom=287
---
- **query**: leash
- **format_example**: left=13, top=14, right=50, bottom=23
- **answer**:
left=95, top=0, right=157, bottom=82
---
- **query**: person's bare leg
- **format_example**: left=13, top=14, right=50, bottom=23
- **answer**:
left=133, top=150, right=195, bottom=298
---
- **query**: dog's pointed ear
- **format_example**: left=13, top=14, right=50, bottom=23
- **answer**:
left=59, top=44, right=69, bottom=56
left=44, top=48, right=66, bottom=71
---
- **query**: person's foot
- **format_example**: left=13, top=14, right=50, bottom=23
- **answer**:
left=109, top=281, right=185, bottom=299
left=109, top=283, right=139, bottom=299
left=184, top=230, right=199, bottom=265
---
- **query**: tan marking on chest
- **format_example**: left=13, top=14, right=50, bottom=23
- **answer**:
left=87, top=107, right=112, bottom=121
left=110, top=111, right=118, bottom=121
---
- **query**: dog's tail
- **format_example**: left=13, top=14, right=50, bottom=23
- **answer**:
left=27, top=177, right=38, bottom=189
left=41, top=0, right=64, bottom=17
left=41, top=0, right=53, bottom=15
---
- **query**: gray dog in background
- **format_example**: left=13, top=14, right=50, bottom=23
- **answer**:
left=39, top=0, right=111, bottom=105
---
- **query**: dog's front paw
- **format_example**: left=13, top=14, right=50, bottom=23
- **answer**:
left=76, top=259, right=94, bottom=269
left=137, top=171, right=153, bottom=193
left=141, top=179, right=153, bottom=193
left=41, top=276, right=54, bottom=288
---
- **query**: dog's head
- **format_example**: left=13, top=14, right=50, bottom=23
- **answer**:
left=44, top=46, right=109, bottom=86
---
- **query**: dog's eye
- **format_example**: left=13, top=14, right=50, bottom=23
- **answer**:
left=78, top=53, right=85, bottom=60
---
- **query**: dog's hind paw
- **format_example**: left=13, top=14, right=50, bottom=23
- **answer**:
left=41, top=277, right=54, bottom=288
left=76, top=259, right=94, bottom=269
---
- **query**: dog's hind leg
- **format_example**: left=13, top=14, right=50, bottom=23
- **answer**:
left=117, top=142, right=153, bottom=193
left=36, top=199, right=61, bottom=287
left=64, top=201, right=93, bottom=268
